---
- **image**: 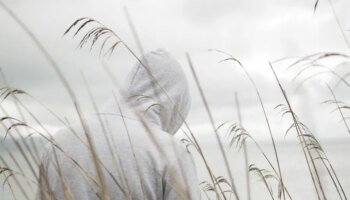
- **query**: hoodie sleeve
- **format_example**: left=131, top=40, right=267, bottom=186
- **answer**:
left=163, top=147, right=201, bottom=200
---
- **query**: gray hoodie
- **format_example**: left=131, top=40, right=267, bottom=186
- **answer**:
left=37, top=49, right=200, bottom=200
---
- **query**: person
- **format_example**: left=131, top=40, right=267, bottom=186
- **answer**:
left=37, top=49, right=200, bottom=200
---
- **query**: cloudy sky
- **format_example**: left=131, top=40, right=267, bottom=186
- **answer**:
left=1, top=0, right=350, bottom=142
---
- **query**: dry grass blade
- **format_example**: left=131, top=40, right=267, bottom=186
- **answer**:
left=326, top=0, right=350, bottom=50
left=4, top=123, right=27, bottom=140
left=225, top=123, right=251, bottom=150
left=2, top=171, right=29, bottom=188
left=235, top=93, right=251, bottom=200
left=72, top=102, right=112, bottom=200
left=218, top=121, right=294, bottom=200
left=124, top=6, right=145, bottom=55
left=314, top=0, right=320, bottom=13
left=299, top=125, right=348, bottom=200
left=200, top=176, right=237, bottom=199
left=180, top=138, right=194, bottom=151
left=0, top=167, right=19, bottom=193
left=0, top=69, right=43, bottom=165
left=286, top=52, right=350, bottom=72
left=81, top=72, right=133, bottom=198
left=290, top=61, right=350, bottom=92
left=0, top=88, right=26, bottom=102
left=0, top=156, right=31, bottom=200
left=291, top=63, right=350, bottom=88
left=295, top=71, right=329, bottom=92
left=249, top=164, right=276, bottom=200
left=213, top=50, right=287, bottom=200
left=99, top=36, right=112, bottom=56
left=187, top=53, right=239, bottom=200
left=0, top=108, right=41, bottom=181
left=105, top=41, right=122, bottom=57
left=63, top=17, right=90, bottom=36
left=64, top=18, right=122, bottom=58
left=326, top=84, right=350, bottom=135
left=74, top=19, right=95, bottom=37
left=334, top=72, right=350, bottom=89
left=200, top=181, right=215, bottom=193
left=0, top=166, right=13, bottom=175
left=269, top=62, right=332, bottom=200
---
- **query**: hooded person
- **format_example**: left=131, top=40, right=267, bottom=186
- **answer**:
left=37, top=49, right=201, bottom=200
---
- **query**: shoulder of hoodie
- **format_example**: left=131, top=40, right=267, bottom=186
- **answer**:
left=42, top=115, right=191, bottom=157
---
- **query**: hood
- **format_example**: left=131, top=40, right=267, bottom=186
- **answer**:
left=103, top=49, right=191, bottom=135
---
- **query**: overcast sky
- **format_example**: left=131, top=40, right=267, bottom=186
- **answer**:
left=1, top=0, right=350, bottom=142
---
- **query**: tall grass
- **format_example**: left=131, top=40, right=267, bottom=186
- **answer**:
left=0, top=1, right=349, bottom=200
